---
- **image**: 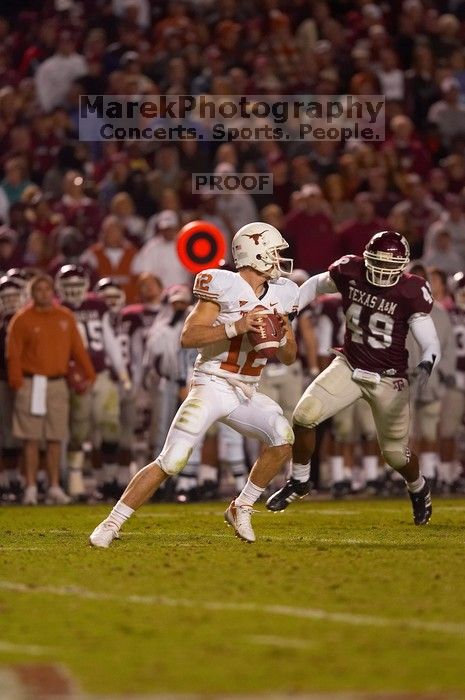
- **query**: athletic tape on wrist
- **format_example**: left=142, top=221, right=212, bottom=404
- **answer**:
left=225, top=322, right=238, bottom=339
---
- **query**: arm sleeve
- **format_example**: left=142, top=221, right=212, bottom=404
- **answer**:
left=6, top=317, right=24, bottom=389
left=102, top=312, right=127, bottom=379
left=408, top=313, right=441, bottom=368
left=298, top=272, right=338, bottom=312
left=70, top=317, right=97, bottom=382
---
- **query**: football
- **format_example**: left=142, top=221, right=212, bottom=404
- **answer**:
left=247, top=306, right=282, bottom=358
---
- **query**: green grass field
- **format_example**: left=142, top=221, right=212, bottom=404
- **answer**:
left=1, top=498, right=465, bottom=697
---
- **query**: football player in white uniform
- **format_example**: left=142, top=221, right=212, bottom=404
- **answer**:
left=89, top=222, right=299, bottom=547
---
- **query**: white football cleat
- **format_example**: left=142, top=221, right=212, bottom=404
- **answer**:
left=22, top=485, right=38, bottom=506
left=45, top=486, right=71, bottom=505
left=89, top=521, right=120, bottom=548
left=224, top=501, right=256, bottom=543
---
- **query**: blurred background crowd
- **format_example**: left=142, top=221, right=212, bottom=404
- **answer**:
left=1, top=0, right=465, bottom=505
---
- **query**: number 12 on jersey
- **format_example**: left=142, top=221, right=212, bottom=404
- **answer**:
left=220, top=336, right=266, bottom=376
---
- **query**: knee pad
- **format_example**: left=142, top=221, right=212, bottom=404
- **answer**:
left=382, top=449, right=409, bottom=470
left=293, top=395, right=324, bottom=429
left=272, top=413, right=294, bottom=446
left=158, top=441, right=194, bottom=476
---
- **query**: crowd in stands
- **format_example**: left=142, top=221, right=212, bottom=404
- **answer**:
left=0, top=0, right=465, bottom=503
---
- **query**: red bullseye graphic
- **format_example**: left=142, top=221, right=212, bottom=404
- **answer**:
left=177, top=220, right=226, bottom=273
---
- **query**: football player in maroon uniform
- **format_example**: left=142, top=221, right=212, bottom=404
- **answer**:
left=267, top=231, right=441, bottom=525
left=55, top=265, right=129, bottom=499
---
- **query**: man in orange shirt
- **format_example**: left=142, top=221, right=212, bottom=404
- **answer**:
left=7, top=274, right=96, bottom=505
left=80, top=215, right=138, bottom=303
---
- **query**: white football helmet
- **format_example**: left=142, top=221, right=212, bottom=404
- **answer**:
left=232, top=222, right=293, bottom=279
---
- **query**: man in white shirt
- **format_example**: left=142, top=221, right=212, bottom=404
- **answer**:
left=131, top=209, right=192, bottom=289
left=35, top=31, right=87, bottom=113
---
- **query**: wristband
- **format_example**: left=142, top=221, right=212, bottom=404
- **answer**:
left=279, top=335, right=288, bottom=347
left=225, top=321, right=238, bottom=339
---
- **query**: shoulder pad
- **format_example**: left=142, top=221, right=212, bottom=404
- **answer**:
left=193, top=269, right=236, bottom=302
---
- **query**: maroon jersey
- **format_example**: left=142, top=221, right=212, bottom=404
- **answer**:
left=447, top=305, right=465, bottom=390
left=117, top=303, right=161, bottom=381
left=329, top=255, right=433, bottom=378
left=64, top=294, right=108, bottom=373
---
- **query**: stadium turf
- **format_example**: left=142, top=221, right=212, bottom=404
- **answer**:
left=0, top=499, right=465, bottom=697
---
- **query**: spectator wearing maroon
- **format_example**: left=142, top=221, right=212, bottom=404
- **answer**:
left=284, top=184, right=336, bottom=275
left=428, top=168, right=449, bottom=206
left=81, top=215, right=138, bottom=303
left=30, top=115, right=62, bottom=185
left=323, top=173, right=356, bottom=225
left=18, top=19, right=57, bottom=79
left=268, top=154, right=293, bottom=214
left=337, top=193, right=386, bottom=257
left=0, top=226, right=23, bottom=273
left=404, top=45, right=439, bottom=130
left=367, top=167, right=400, bottom=218
left=442, top=154, right=465, bottom=194
left=53, top=171, right=103, bottom=244
left=382, top=115, right=431, bottom=183
left=391, top=173, right=443, bottom=258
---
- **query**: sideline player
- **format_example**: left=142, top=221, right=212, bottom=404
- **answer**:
left=267, top=231, right=440, bottom=525
left=89, top=222, right=299, bottom=547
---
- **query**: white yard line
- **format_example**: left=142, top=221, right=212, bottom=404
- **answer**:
left=0, top=579, right=464, bottom=637
left=0, top=640, right=53, bottom=655
left=246, top=634, right=315, bottom=650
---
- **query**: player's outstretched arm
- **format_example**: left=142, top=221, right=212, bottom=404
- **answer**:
left=298, top=271, right=338, bottom=312
left=180, top=300, right=264, bottom=348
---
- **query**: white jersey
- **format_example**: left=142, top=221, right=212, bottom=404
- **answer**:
left=192, top=269, right=299, bottom=383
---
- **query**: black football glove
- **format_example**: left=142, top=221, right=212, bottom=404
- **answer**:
left=415, top=360, right=433, bottom=392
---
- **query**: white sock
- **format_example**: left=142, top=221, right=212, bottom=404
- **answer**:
left=363, top=456, right=379, bottom=482
left=330, top=456, right=345, bottom=484
left=291, top=462, right=310, bottom=483
left=407, top=475, right=425, bottom=493
left=235, top=479, right=264, bottom=507
left=438, top=461, right=452, bottom=485
left=419, top=452, right=436, bottom=480
left=107, top=501, right=134, bottom=529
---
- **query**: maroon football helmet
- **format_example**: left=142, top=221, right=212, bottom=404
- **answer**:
left=55, top=264, right=89, bottom=307
left=363, top=230, right=410, bottom=287
left=453, top=271, right=465, bottom=310
left=94, top=277, right=126, bottom=313
left=0, top=275, right=25, bottom=316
